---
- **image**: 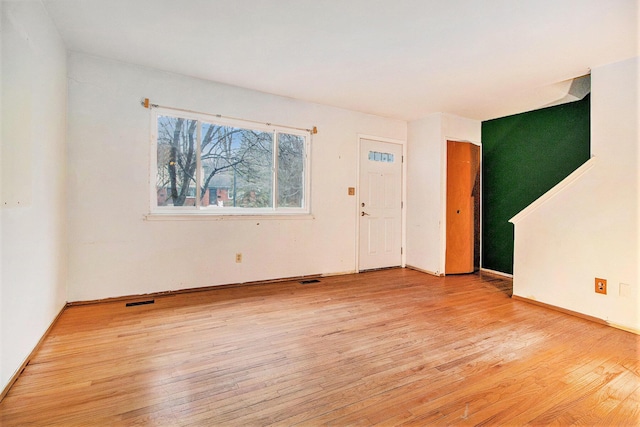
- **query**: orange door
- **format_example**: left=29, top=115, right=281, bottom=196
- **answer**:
left=446, top=141, right=480, bottom=274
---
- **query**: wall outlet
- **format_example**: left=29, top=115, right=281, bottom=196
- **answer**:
left=235, top=253, right=242, bottom=263
left=595, top=278, right=607, bottom=295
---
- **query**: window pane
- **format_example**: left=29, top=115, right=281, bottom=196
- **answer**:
left=156, top=115, right=198, bottom=207
left=201, top=123, right=273, bottom=208
left=277, top=133, right=305, bottom=208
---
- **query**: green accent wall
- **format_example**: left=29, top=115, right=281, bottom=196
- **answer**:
left=481, top=95, right=590, bottom=274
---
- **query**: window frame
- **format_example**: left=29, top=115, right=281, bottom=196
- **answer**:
left=149, top=107, right=311, bottom=218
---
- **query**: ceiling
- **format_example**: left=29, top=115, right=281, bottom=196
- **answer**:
left=42, top=0, right=638, bottom=121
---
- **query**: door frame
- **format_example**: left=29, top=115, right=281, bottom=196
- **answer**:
left=356, top=134, right=407, bottom=272
left=441, top=138, right=482, bottom=275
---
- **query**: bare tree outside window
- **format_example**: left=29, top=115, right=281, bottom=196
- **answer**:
left=278, top=133, right=305, bottom=208
left=201, top=122, right=273, bottom=208
left=155, top=113, right=308, bottom=213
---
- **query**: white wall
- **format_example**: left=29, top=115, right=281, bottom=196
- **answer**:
left=66, top=53, right=406, bottom=302
left=0, top=0, right=4, bottom=388
left=512, top=57, right=639, bottom=332
left=406, top=113, right=480, bottom=275
left=1, top=0, right=68, bottom=391
left=406, top=114, right=443, bottom=274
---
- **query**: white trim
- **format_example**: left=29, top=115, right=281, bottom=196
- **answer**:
left=405, top=264, right=444, bottom=277
left=402, top=138, right=407, bottom=268
left=320, top=270, right=358, bottom=277
left=153, top=106, right=314, bottom=136
left=145, top=213, right=314, bottom=221
left=195, top=121, right=202, bottom=206
left=271, top=130, right=278, bottom=209
left=480, top=268, right=514, bottom=278
left=142, top=99, right=315, bottom=134
left=606, top=322, right=640, bottom=336
left=356, top=135, right=407, bottom=273
left=355, top=138, right=361, bottom=272
left=509, top=156, right=597, bottom=224
left=149, top=110, right=157, bottom=214
left=440, top=135, right=447, bottom=275
left=357, top=134, right=406, bottom=145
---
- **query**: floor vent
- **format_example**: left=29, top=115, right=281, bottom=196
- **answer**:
left=299, top=279, right=321, bottom=284
left=126, top=299, right=155, bottom=307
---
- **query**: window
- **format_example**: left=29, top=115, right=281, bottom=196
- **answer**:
left=152, top=109, right=310, bottom=215
left=368, top=151, right=395, bottom=163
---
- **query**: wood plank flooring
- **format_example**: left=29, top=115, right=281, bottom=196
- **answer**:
left=1, top=269, right=638, bottom=426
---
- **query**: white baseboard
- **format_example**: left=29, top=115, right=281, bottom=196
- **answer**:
left=405, top=265, right=444, bottom=277
left=480, top=268, right=513, bottom=278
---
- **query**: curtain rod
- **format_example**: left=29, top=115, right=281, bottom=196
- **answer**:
left=141, top=98, right=318, bottom=134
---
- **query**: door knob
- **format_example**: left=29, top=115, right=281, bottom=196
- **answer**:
left=361, top=211, right=370, bottom=216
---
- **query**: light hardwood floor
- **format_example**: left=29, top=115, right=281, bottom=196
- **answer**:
left=1, top=269, right=638, bottom=426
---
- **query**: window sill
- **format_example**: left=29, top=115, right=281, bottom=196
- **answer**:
left=144, top=211, right=314, bottom=221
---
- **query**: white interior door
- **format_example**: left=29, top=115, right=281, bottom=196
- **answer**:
left=358, top=139, right=403, bottom=271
